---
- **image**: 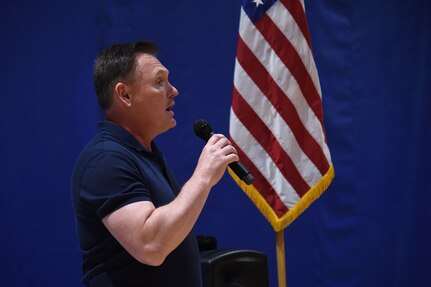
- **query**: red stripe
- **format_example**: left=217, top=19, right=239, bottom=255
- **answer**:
left=236, top=37, right=330, bottom=175
left=280, top=0, right=312, bottom=49
left=255, top=13, right=325, bottom=129
left=229, top=137, right=289, bottom=218
left=231, top=87, right=310, bottom=196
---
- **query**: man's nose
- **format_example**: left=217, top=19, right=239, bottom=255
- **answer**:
left=168, top=82, right=179, bottom=98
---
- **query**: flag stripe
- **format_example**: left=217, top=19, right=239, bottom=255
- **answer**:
left=266, top=1, right=322, bottom=96
left=279, top=0, right=312, bottom=49
left=256, top=13, right=324, bottom=128
left=232, top=86, right=310, bottom=195
left=229, top=111, right=301, bottom=210
left=233, top=58, right=324, bottom=187
left=229, top=138, right=290, bottom=217
left=236, top=36, right=330, bottom=175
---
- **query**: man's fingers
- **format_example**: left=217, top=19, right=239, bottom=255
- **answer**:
left=204, top=133, right=238, bottom=163
left=206, top=133, right=224, bottom=144
left=208, top=134, right=234, bottom=150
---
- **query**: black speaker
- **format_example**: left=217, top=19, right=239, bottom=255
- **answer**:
left=200, top=249, right=269, bottom=287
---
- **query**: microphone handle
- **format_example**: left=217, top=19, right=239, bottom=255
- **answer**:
left=228, top=161, right=254, bottom=185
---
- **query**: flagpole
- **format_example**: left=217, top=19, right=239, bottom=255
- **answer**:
left=276, top=230, right=286, bottom=287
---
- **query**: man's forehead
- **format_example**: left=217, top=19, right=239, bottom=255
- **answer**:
left=136, top=53, right=168, bottom=74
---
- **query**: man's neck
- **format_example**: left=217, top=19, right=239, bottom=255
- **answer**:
left=105, top=116, right=154, bottom=152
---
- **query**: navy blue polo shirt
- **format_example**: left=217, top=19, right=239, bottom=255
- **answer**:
left=71, top=121, right=202, bottom=287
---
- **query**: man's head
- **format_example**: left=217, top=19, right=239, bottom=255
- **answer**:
left=93, top=41, right=159, bottom=110
left=93, top=41, right=179, bottom=148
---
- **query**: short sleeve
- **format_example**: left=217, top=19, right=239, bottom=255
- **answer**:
left=79, top=151, right=151, bottom=219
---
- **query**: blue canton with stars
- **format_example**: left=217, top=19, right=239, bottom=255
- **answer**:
left=242, top=0, right=278, bottom=23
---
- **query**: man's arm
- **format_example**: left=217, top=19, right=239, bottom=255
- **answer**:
left=102, top=134, right=238, bottom=266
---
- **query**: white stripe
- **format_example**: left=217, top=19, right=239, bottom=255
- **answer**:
left=267, top=1, right=322, bottom=96
left=238, top=9, right=331, bottom=163
left=229, top=110, right=301, bottom=209
left=234, top=59, right=322, bottom=185
left=299, top=0, right=305, bottom=12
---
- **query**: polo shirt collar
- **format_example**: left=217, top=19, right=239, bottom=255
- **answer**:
left=98, top=121, right=157, bottom=154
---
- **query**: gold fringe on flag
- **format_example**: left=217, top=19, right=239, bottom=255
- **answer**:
left=228, top=165, right=335, bottom=232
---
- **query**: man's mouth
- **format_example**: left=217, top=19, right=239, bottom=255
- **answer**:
left=166, top=101, right=175, bottom=112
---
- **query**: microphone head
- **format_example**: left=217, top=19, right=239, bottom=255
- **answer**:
left=193, top=119, right=214, bottom=141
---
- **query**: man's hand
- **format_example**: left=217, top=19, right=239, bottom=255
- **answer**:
left=194, top=133, right=239, bottom=187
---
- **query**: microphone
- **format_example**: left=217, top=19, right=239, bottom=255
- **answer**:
left=193, top=119, right=254, bottom=185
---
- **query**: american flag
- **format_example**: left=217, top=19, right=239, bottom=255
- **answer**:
left=229, top=0, right=334, bottom=232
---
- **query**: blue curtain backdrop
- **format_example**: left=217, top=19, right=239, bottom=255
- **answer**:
left=0, top=0, right=430, bottom=286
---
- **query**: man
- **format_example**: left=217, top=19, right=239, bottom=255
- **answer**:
left=71, top=41, right=238, bottom=287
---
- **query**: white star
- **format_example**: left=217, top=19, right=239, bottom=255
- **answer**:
left=252, top=0, right=264, bottom=7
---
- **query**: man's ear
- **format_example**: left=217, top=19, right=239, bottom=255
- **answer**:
left=114, top=82, right=132, bottom=106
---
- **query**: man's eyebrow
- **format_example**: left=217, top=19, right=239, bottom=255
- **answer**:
left=154, top=67, right=169, bottom=76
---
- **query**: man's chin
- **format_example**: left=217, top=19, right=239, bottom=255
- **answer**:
left=163, top=119, right=177, bottom=133
left=170, top=118, right=177, bottom=128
